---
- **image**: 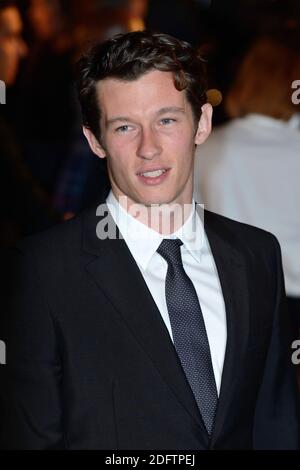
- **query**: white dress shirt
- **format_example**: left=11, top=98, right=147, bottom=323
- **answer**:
left=194, top=113, right=300, bottom=297
left=106, top=190, right=227, bottom=394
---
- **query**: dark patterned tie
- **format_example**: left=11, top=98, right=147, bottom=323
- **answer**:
left=157, top=238, right=218, bottom=435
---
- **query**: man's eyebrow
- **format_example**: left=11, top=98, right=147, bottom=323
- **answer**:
left=106, top=117, right=131, bottom=128
left=156, top=106, right=186, bottom=116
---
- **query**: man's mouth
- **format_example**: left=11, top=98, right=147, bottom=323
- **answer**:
left=139, top=169, right=167, bottom=178
left=137, top=168, right=170, bottom=185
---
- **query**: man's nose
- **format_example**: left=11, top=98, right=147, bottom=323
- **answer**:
left=136, top=127, right=162, bottom=160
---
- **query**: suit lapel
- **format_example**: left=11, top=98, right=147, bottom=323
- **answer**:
left=82, top=202, right=209, bottom=443
left=202, top=210, right=251, bottom=447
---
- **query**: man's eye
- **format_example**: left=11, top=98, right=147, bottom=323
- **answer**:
left=160, top=118, right=176, bottom=125
left=115, top=125, right=131, bottom=133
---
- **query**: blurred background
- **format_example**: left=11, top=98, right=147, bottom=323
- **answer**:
left=0, top=0, right=299, bottom=382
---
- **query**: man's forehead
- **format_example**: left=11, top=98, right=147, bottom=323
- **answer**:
left=96, top=70, right=187, bottom=109
left=101, top=68, right=179, bottom=86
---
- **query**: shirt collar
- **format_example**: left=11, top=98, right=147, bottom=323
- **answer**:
left=106, top=190, right=204, bottom=271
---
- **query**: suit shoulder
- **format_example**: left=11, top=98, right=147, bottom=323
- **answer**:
left=204, top=209, right=280, bottom=252
left=15, top=211, right=84, bottom=260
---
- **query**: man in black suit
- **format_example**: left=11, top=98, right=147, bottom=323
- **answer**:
left=1, top=31, right=299, bottom=450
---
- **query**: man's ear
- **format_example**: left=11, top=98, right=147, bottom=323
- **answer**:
left=194, top=103, right=213, bottom=145
left=83, top=126, right=106, bottom=159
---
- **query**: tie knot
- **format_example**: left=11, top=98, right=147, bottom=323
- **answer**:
left=157, top=238, right=183, bottom=266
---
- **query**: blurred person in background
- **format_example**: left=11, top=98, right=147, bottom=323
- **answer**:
left=13, top=0, right=76, bottom=197
left=0, top=0, right=57, bottom=248
left=194, top=37, right=300, bottom=351
left=0, top=0, right=27, bottom=86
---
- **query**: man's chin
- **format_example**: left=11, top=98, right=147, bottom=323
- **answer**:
left=134, top=189, right=182, bottom=207
left=115, top=188, right=190, bottom=209
left=134, top=197, right=176, bottom=208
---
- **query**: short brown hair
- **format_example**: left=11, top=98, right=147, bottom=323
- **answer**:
left=225, top=37, right=300, bottom=121
left=76, top=30, right=208, bottom=142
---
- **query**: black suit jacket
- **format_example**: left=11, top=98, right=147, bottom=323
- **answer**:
left=1, top=201, right=299, bottom=449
